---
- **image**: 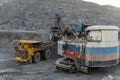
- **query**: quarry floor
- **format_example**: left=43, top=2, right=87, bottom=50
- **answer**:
left=0, top=30, right=120, bottom=80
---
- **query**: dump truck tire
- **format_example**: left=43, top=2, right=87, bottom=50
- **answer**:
left=33, top=52, right=41, bottom=63
left=44, top=49, right=51, bottom=59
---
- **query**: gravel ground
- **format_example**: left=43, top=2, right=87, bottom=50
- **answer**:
left=0, top=31, right=120, bottom=80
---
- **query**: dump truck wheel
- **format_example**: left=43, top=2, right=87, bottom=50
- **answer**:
left=33, top=52, right=41, bottom=63
left=44, top=49, right=51, bottom=59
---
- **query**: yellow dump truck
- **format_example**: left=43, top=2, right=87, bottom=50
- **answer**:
left=13, top=40, right=51, bottom=63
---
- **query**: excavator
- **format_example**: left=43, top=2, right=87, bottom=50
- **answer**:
left=49, top=14, right=119, bottom=73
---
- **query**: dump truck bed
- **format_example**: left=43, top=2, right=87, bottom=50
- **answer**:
left=40, top=41, right=54, bottom=50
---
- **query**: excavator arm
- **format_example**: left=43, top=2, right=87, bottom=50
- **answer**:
left=49, top=14, right=67, bottom=41
left=49, top=14, right=91, bottom=41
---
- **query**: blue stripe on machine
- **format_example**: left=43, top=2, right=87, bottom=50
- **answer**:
left=58, top=44, right=80, bottom=52
left=86, top=46, right=118, bottom=54
left=58, top=44, right=63, bottom=49
left=58, top=44, right=118, bottom=54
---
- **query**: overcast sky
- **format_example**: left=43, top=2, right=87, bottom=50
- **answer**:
left=83, top=0, right=120, bottom=8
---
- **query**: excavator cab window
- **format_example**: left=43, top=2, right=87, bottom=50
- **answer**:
left=87, top=30, right=102, bottom=42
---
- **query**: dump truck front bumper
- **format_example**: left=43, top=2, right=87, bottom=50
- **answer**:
left=15, top=57, right=28, bottom=62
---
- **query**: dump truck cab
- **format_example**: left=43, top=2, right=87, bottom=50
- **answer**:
left=13, top=40, right=51, bottom=63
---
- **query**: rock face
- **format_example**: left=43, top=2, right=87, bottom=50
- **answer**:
left=0, top=0, right=120, bottom=30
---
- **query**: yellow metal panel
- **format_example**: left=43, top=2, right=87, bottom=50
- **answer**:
left=13, top=40, right=41, bottom=44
